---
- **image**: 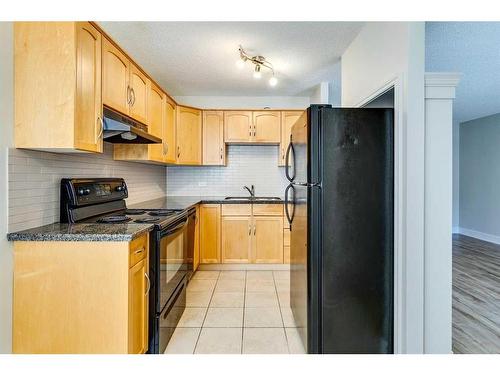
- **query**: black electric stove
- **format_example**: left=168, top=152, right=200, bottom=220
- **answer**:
left=59, top=178, right=193, bottom=354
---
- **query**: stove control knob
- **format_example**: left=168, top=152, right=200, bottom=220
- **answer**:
left=77, top=188, right=85, bottom=196
left=116, top=185, right=125, bottom=192
left=84, top=188, right=91, bottom=195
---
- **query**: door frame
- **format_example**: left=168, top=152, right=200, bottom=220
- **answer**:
left=355, top=75, right=405, bottom=354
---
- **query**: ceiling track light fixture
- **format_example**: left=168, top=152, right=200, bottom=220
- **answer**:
left=237, top=45, right=278, bottom=87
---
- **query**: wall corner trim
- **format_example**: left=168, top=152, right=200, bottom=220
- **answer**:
left=424, top=72, right=462, bottom=99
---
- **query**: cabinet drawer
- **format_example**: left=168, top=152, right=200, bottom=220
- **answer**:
left=283, top=229, right=290, bottom=247
left=129, top=234, right=148, bottom=267
left=252, top=204, right=283, bottom=216
left=221, top=204, right=251, bottom=216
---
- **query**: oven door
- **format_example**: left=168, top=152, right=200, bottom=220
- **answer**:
left=158, top=215, right=189, bottom=311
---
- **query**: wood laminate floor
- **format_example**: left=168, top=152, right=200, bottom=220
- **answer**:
left=452, top=234, right=500, bottom=353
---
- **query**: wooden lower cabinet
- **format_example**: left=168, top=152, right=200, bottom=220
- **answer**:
left=193, top=205, right=201, bottom=271
left=200, top=204, right=221, bottom=263
left=128, top=258, right=148, bottom=354
left=222, top=216, right=252, bottom=263
left=253, top=216, right=284, bottom=263
left=12, top=235, right=149, bottom=353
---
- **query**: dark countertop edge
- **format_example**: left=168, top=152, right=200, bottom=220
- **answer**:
left=130, top=196, right=284, bottom=212
left=7, top=225, right=153, bottom=242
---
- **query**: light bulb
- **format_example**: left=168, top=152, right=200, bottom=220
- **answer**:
left=236, top=59, right=245, bottom=69
left=269, top=76, right=278, bottom=87
left=253, top=65, right=261, bottom=79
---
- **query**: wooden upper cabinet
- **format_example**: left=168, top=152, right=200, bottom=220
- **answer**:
left=253, top=111, right=281, bottom=143
left=147, top=82, right=165, bottom=162
left=164, top=97, right=177, bottom=163
left=224, top=111, right=252, bottom=143
left=176, top=106, right=202, bottom=165
left=279, top=111, right=303, bottom=166
left=74, top=22, right=103, bottom=153
left=14, top=22, right=103, bottom=153
left=203, top=111, right=225, bottom=165
left=129, top=63, right=149, bottom=125
left=102, top=37, right=130, bottom=115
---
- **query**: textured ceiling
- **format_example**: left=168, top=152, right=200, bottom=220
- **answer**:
left=98, top=22, right=363, bottom=97
left=426, top=22, right=500, bottom=123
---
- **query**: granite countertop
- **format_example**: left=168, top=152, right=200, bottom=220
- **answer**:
left=7, top=222, right=154, bottom=242
left=7, top=196, right=284, bottom=242
left=129, top=196, right=284, bottom=211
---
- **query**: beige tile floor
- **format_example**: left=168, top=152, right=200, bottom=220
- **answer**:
left=164, top=270, right=306, bottom=354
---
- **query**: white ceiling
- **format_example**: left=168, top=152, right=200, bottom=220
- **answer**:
left=98, top=22, right=364, bottom=97
left=426, top=22, right=500, bottom=124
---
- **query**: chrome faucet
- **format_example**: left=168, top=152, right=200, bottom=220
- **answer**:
left=243, top=185, right=255, bottom=197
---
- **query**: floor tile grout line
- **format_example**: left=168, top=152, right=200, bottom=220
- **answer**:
left=241, top=270, right=247, bottom=354
left=192, top=271, right=220, bottom=354
left=273, top=271, right=290, bottom=354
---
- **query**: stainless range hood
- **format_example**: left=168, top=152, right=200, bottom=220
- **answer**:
left=103, top=107, right=162, bottom=144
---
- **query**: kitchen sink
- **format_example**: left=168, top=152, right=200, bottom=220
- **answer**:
left=224, top=196, right=282, bottom=201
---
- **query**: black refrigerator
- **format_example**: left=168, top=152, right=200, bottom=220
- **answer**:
left=285, top=105, right=394, bottom=354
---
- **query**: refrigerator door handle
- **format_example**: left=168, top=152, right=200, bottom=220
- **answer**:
left=285, top=141, right=296, bottom=182
left=284, top=183, right=295, bottom=227
left=292, top=181, right=321, bottom=188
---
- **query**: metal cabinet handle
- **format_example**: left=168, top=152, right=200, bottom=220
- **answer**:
left=96, top=116, right=104, bottom=143
left=253, top=225, right=256, bottom=235
left=130, top=88, right=136, bottom=106
left=126, top=86, right=131, bottom=105
left=253, top=125, right=256, bottom=137
left=145, top=272, right=151, bottom=296
left=282, top=148, right=285, bottom=160
left=220, top=147, right=223, bottom=160
left=249, top=125, right=252, bottom=137
left=177, top=146, right=180, bottom=158
left=134, top=247, right=145, bottom=255
left=248, top=225, right=251, bottom=236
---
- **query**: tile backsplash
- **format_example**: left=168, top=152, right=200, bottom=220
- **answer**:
left=8, top=144, right=166, bottom=232
left=167, top=145, right=288, bottom=197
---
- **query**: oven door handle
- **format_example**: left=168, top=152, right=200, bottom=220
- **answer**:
left=164, top=218, right=188, bottom=236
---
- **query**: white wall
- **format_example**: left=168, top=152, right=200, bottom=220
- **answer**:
left=459, top=113, right=500, bottom=243
left=309, top=82, right=329, bottom=104
left=174, top=96, right=309, bottom=109
left=0, top=22, right=13, bottom=354
left=341, top=22, right=426, bottom=353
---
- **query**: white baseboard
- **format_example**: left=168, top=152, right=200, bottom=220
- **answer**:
left=452, top=226, right=460, bottom=234
left=457, top=227, right=500, bottom=245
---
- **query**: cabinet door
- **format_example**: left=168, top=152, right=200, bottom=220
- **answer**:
left=128, top=258, right=148, bottom=354
left=74, top=22, right=102, bottom=153
left=176, top=106, right=202, bottom=165
left=164, top=97, right=177, bottom=163
left=148, top=83, right=165, bottom=162
left=102, top=37, right=129, bottom=115
left=253, top=111, right=281, bottom=143
left=129, top=63, right=149, bottom=125
left=203, top=111, right=225, bottom=165
left=222, top=216, right=251, bottom=263
left=252, top=216, right=284, bottom=263
left=279, top=111, right=303, bottom=166
left=224, top=111, right=252, bottom=143
left=194, top=205, right=201, bottom=271
left=200, top=204, right=221, bottom=263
